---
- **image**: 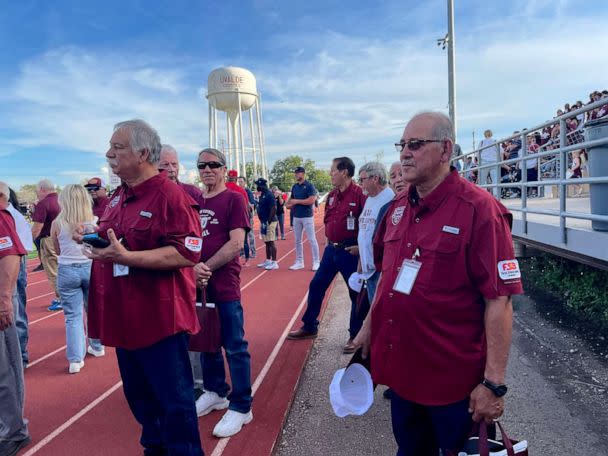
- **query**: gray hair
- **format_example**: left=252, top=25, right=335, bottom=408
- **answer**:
left=359, top=161, right=388, bottom=185
left=160, top=144, right=178, bottom=157
left=198, top=148, right=226, bottom=165
left=114, top=119, right=162, bottom=164
left=411, top=111, right=455, bottom=142
left=37, top=179, right=54, bottom=192
left=0, top=181, right=9, bottom=199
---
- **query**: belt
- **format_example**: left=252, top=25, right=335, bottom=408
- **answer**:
left=328, top=239, right=357, bottom=249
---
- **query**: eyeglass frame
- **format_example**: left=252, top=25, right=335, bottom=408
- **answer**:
left=394, top=138, right=445, bottom=153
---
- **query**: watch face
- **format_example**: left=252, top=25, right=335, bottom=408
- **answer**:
left=495, top=385, right=508, bottom=397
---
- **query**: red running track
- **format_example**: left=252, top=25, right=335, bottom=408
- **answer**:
left=19, top=214, right=338, bottom=456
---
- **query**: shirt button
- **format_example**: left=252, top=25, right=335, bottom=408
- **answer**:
left=415, top=217, right=420, bottom=223
left=388, top=292, right=394, bottom=297
left=388, top=344, right=393, bottom=349
left=407, top=242, right=412, bottom=247
left=388, top=319, right=393, bottom=325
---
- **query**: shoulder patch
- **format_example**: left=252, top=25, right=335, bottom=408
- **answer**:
left=185, top=236, right=202, bottom=252
left=497, top=259, right=521, bottom=280
left=0, top=236, right=14, bottom=250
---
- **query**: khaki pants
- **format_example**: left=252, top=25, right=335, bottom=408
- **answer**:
left=39, top=237, right=59, bottom=298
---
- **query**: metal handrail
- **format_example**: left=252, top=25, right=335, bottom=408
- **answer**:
left=456, top=97, right=608, bottom=244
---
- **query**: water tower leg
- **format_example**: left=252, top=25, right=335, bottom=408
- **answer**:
left=237, top=92, right=246, bottom=178
left=249, top=109, right=257, bottom=179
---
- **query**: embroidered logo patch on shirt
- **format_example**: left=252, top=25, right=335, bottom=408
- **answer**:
left=391, top=206, right=406, bottom=225
left=0, top=236, right=14, bottom=250
left=139, top=211, right=152, bottom=218
left=442, top=225, right=460, bottom=235
left=497, top=259, right=521, bottom=280
left=185, top=236, right=202, bottom=252
left=109, top=195, right=121, bottom=208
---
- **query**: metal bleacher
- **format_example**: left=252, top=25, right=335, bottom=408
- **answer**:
left=458, top=97, right=608, bottom=270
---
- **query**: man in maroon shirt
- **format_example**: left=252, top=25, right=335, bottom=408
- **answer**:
left=82, top=119, right=205, bottom=455
left=84, top=177, right=110, bottom=220
left=158, top=144, right=202, bottom=202
left=192, top=149, right=253, bottom=438
left=287, top=157, right=366, bottom=354
left=354, top=112, right=523, bottom=455
left=31, top=179, right=62, bottom=311
left=0, top=181, right=31, bottom=455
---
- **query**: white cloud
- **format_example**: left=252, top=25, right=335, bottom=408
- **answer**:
left=2, top=6, right=607, bottom=184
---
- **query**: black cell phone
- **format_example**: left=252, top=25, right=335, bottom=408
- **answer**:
left=82, top=233, right=111, bottom=248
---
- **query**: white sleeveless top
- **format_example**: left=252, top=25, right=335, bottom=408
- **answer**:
left=57, top=222, right=94, bottom=265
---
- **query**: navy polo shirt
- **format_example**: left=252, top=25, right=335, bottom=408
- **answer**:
left=290, top=181, right=317, bottom=218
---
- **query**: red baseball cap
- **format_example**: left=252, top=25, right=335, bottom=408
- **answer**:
left=227, top=170, right=238, bottom=178
left=85, top=177, right=105, bottom=188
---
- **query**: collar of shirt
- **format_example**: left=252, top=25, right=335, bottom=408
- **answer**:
left=121, top=173, right=166, bottom=202
left=409, top=169, right=459, bottom=214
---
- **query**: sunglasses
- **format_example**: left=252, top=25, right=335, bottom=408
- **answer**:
left=394, top=138, right=444, bottom=153
left=85, top=186, right=100, bottom=192
left=197, top=161, right=224, bottom=170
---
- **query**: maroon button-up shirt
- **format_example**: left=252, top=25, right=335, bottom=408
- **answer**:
left=178, top=181, right=202, bottom=202
left=32, top=193, right=60, bottom=238
left=324, top=181, right=366, bottom=243
left=371, top=170, right=523, bottom=405
left=92, top=196, right=110, bottom=220
left=0, top=210, right=26, bottom=257
left=88, top=173, right=202, bottom=350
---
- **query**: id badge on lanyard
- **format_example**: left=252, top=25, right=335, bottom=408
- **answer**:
left=393, top=248, right=421, bottom=295
left=347, top=211, right=356, bottom=231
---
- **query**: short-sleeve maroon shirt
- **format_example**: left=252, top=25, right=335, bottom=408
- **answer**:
left=371, top=170, right=524, bottom=406
left=194, top=189, right=250, bottom=303
left=324, top=182, right=366, bottom=242
left=92, top=196, right=110, bottom=220
left=0, top=210, right=26, bottom=257
left=88, top=173, right=202, bottom=350
left=178, top=181, right=202, bottom=202
left=32, top=193, right=60, bottom=238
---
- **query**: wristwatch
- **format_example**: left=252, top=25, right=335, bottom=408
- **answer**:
left=481, top=378, right=508, bottom=397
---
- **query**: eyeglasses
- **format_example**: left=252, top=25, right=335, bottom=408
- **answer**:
left=197, top=161, right=224, bottom=170
left=357, top=176, right=375, bottom=184
left=394, top=138, right=444, bottom=153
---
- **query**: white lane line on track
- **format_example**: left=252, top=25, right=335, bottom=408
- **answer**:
left=27, top=291, right=55, bottom=303
left=27, top=345, right=67, bottom=368
left=29, top=312, right=62, bottom=326
left=22, top=381, right=124, bottom=456
left=25, top=225, right=322, bottom=453
left=210, top=291, right=310, bottom=456
left=26, top=278, right=48, bottom=287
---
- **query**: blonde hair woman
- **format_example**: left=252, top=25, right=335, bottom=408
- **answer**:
left=51, top=185, right=105, bottom=374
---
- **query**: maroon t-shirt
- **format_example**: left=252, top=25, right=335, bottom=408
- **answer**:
left=92, top=196, right=110, bottom=220
left=32, top=193, right=60, bottom=238
left=0, top=210, right=26, bottom=257
left=88, top=173, right=202, bottom=350
left=194, top=189, right=250, bottom=303
left=371, top=170, right=524, bottom=405
left=178, top=181, right=202, bottom=202
left=324, top=182, right=366, bottom=242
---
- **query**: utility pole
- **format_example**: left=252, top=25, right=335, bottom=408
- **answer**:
left=437, top=0, right=457, bottom=142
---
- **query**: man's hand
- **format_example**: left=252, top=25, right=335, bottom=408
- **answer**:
left=352, top=316, right=372, bottom=359
left=83, top=229, right=128, bottom=263
left=194, top=262, right=212, bottom=288
left=468, top=384, right=505, bottom=423
left=0, top=303, right=14, bottom=330
left=345, top=245, right=359, bottom=256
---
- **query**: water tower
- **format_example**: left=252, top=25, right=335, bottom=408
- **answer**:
left=207, top=67, right=268, bottom=180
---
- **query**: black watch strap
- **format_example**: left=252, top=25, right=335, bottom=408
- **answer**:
left=481, top=378, right=508, bottom=397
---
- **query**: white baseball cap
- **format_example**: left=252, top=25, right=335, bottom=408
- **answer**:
left=347, top=272, right=364, bottom=293
left=329, top=363, right=374, bottom=417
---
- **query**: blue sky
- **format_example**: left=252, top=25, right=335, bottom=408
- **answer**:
left=1, top=0, right=607, bottom=188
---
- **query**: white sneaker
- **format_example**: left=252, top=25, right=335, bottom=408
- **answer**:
left=87, top=346, right=105, bottom=357
left=213, top=409, right=253, bottom=438
left=257, top=259, right=271, bottom=268
left=265, top=261, right=279, bottom=270
left=195, top=391, right=229, bottom=417
left=69, top=360, right=84, bottom=374
left=312, top=261, right=320, bottom=271
left=289, top=262, right=305, bottom=270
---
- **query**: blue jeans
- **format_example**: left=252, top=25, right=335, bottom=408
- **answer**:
left=301, top=244, right=360, bottom=338
left=276, top=212, right=285, bottom=238
left=391, top=393, right=476, bottom=456
left=117, top=333, right=204, bottom=456
left=57, top=263, right=102, bottom=362
left=201, top=300, right=252, bottom=413
left=12, top=257, right=28, bottom=364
